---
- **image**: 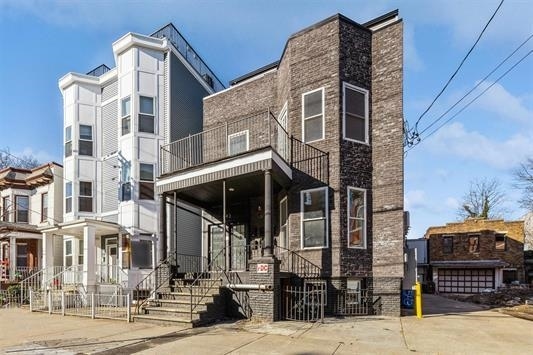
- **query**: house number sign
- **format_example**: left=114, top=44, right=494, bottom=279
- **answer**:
left=256, top=263, right=269, bottom=273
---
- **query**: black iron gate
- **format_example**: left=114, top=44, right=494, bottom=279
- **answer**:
left=281, top=281, right=325, bottom=322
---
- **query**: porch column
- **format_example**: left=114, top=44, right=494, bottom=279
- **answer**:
left=83, top=226, right=96, bottom=292
left=42, top=232, right=54, bottom=270
left=158, top=193, right=167, bottom=262
left=264, top=170, right=272, bottom=257
left=9, top=235, right=16, bottom=279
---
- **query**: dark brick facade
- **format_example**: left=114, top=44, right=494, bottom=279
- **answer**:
left=200, top=13, right=404, bottom=318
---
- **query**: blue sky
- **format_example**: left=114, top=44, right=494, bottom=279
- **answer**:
left=0, top=0, right=532, bottom=238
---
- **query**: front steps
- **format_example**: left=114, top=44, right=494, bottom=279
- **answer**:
left=133, top=275, right=225, bottom=327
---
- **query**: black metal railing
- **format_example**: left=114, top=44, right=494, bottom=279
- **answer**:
left=281, top=282, right=325, bottom=322
left=334, top=288, right=372, bottom=316
left=290, top=136, right=329, bottom=183
left=151, top=23, right=224, bottom=91
left=274, top=246, right=322, bottom=279
left=86, top=64, right=111, bottom=77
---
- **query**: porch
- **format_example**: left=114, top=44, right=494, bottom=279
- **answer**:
left=0, top=222, right=41, bottom=285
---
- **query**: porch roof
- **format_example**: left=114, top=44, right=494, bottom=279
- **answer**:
left=39, top=218, right=123, bottom=238
left=156, top=148, right=292, bottom=194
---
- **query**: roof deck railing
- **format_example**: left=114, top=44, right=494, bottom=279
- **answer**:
left=151, top=23, right=225, bottom=92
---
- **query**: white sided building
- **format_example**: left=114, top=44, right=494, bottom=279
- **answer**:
left=42, top=24, right=222, bottom=292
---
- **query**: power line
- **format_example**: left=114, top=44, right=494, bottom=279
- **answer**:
left=418, top=33, right=533, bottom=136
left=409, top=0, right=505, bottom=135
left=405, top=49, right=532, bottom=154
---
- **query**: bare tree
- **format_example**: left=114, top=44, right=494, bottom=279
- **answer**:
left=458, top=178, right=506, bottom=219
left=0, top=147, right=40, bottom=169
left=514, top=157, right=533, bottom=211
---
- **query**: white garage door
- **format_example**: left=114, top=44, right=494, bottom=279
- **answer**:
left=438, top=268, right=494, bottom=293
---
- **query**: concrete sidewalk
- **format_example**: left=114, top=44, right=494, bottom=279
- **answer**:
left=1, top=295, right=532, bottom=354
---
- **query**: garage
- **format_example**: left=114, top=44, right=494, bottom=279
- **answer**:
left=437, top=268, right=494, bottom=293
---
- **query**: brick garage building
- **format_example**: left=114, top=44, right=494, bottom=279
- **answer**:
left=155, top=10, right=405, bottom=321
left=425, top=218, right=526, bottom=294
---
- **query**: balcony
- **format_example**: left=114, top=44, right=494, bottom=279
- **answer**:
left=158, top=110, right=329, bottom=194
left=151, top=23, right=225, bottom=92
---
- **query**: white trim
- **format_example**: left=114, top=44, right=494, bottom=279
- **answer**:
left=347, top=186, right=367, bottom=249
left=156, top=149, right=292, bottom=187
left=342, top=82, right=369, bottom=145
left=300, top=186, right=329, bottom=249
left=367, top=15, right=399, bottom=32
left=279, top=196, right=288, bottom=249
left=227, top=130, right=249, bottom=155
left=301, top=87, right=325, bottom=143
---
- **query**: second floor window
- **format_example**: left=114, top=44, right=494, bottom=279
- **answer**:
left=301, top=187, right=328, bottom=248
left=120, top=161, right=132, bottom=202
left=1, top=197, right=9, bottom=222
left=15, top=195, right=29, bottom=223
left=41, top=192, right=48, bottom=222
left=468, top=235, right=479, bottom=253
left=302, top=88, right=324, bottom=142
left=139, top=163, right=154, bottom=200
left=65, top=126, right=72, bottom=157
left=495, top=234, right=506, bottom=251
left=343, top=82, right=369, bottom=143
left=79, top=181, right=93, bottom=212
left=139, top=96, right=154, bottom=133
left=442, top=236, right=453, bottom=254
left=121, top=96, right=131, bottom=135
left=65, top=182, right=72, bottom=213
left=79, top=125, right=93, bottom=156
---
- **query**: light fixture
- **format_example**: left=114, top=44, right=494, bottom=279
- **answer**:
left=228, top=187, right=235, bottom=192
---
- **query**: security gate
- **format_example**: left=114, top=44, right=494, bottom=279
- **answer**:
left=334, top=288, right=372, bottom=315
left=281, top=281, right=325, bottom=322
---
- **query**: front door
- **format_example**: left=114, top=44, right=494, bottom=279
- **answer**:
left=104, top=238, right=118, bottom=283
left=209, top=225, right=225, bottom=270
left=231, top=224, right=247, bottom=270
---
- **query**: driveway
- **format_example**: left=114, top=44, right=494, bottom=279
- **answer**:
left=1, top=295, right=532, bottom=354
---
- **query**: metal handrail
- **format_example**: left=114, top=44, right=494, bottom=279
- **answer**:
left=188, top=247, right=226, bottom=320
left=19, top=266, right=65, bottom=304
left=134, top=251, right=177, bottom=314
left=274, top=245, right=322, bottom=278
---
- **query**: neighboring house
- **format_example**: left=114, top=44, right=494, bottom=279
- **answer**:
left=156, top=10, right=404, bottom=319
left=425, top=218, right=525, bottom=294
left=524, top=212, right=533, bottom=284
left=406, top=238, right=429, bottom=288
left=39, top=23, right=222, bottom=293
left=0, top=163, right=63, bottom=285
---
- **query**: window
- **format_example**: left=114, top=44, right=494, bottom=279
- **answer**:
left=468, top=235, right=480, bottom=253
left=79, top=125, right=93, bottom=156
left=442, top=236, right=453, bottom=254
left=78, top=239, right=84, bottom=265
left=41, top=193, right=48, bottom=222
left=139, top=163, right=154, bottom=200
left=65, top=182, right=72, bottom=213
left=16, top=244, right=28, bottom=267
left=302, top=88, right=324, bottom=142
left=1, top=197, right=9, bottom=222
left=15, top=195, right=29, bottom=223
left=228, top=130, right=249, bottom=155
left=79, top=181, right=93, bottom=212
left=343, top=82, right=369, bottom=143
left=120, top=161, right=131, bottom=202
left=348, top=187, right=366, bottom=248
left=131, top=238, right=152, bottom=269
left=121, top=96, right=131, bottom=135
left=279, top=197, right=288, bottom=249
left=301, top=187, right=328, bottom=248
left=495, top=234, right=506, bottom=251
left=65, top=240, right=72, bottom=267
left=65, top=126, right=72, bottom=157
left=139, top=96, right=154, bottom=133
left=502, top=269, right=517, bottom=284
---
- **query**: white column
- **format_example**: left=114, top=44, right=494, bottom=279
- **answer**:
left=118, top=233, right=123, bottom=269
left=9, top=235, right=16, bottom=279
left=42, top=233, right=54, bottom=278
left=83, top=225, right=96, bottom=292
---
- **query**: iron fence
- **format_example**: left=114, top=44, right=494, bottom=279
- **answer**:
left=176, top=253, right=207, bottom=274
left=30, top=290, right=131, bottom=322
left=281, top=282, right=325, bottom=322
left=0, top=289, right=21, bottom=308
left=334, top=289, right=371, bottom=316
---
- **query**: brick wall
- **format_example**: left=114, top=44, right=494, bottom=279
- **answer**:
left=248, top=258, right=280, bottom=321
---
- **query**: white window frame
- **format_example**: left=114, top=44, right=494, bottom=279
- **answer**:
left=65, top=126, right=72, bottom=157
left=300, top=186, right=329, bottom=249
left=138, top=95, right=155, bottom=134
left=121, top=96, right=131, bottom=136
left=227, top=130, right=249, bottom=156
left=139, top=163, right=155, bottom=200
left=78, top=180, right=93, bottom=213
left=342, top=82, right=369, bottom=144
left=65, top=182, right=72, bottom=214
left=64, top=239, right=73, bottom=267
left=15, top=195, right=29, bottom=223
left=347, top=187, right=367, bottom=249
left=79, top=124, right=93, bottom=156
left=301, top=87, right=325, bottom=143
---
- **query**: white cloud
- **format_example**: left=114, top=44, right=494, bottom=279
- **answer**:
left=445, top=197, right=460, bottom=210
left=405, top=189, right=427, bottom=210
left=427, top=122, right=533, bottom=169
left=473, top=82, right=533, bottom=125
left=404, top=25, right=424, bottom=72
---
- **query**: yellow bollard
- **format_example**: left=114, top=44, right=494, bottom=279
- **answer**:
left=415, top=281, right=423, bottom=319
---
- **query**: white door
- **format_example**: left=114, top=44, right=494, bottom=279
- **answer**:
left=104, top=239, right=118, bottom=283
left=277, top=103, right=288, bottom=159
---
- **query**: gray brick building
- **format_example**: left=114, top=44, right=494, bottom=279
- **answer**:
left=154, top=10, right=405, bottom=322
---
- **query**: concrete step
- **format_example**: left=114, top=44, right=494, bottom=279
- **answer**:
left=132, top=314, right=199, bottom=327
left=144, top=306, right=205, bottom=318
left=172, top=278, right=222, bottom=287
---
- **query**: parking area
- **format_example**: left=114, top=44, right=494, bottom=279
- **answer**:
left=1, top=295, right=532, bottom=354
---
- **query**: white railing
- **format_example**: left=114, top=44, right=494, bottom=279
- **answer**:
left=30, top=290, right=131, bottom=322
left=95, top=264, right=128, bottom=287
left=20, top=266, right=65, bottom=303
